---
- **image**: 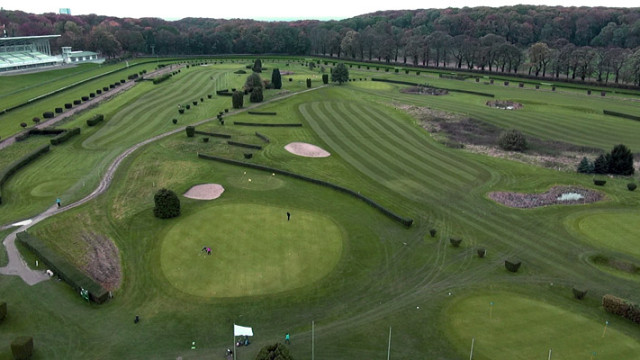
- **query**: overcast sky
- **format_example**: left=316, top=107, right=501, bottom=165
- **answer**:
left=2, top=0, right=638, bottom=21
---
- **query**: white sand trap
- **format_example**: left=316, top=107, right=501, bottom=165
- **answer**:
left=183, top=184, right=225, bottom=200
left=285, top=142, right=331, bottom=158
left=12, top=219, right=33, bottom=227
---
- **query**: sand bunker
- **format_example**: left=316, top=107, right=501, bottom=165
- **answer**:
left=285, top=142, right=331, bottom=158
left=183, top=184, right=225, bottom=200
left=489, top=186, right=603, bottom=208
left=486, top=100, right=523, bottom=110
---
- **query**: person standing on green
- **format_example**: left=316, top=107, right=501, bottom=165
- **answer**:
left=285, top=333, right=290, bottom=344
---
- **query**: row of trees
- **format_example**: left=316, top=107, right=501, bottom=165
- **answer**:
left=2, top=7, right=640, bottom=85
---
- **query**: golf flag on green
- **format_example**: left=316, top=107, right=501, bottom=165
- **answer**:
left=234, top=324, right=253, bottom=336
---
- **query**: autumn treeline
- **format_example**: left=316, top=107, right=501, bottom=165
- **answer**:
left=1, top=6, right=639, bottom=86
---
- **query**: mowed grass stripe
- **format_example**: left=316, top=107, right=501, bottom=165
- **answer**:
left=349, top=102, right=483, bottom=182
left=303, top=101, right=451, bottom=197
left=329, top=102, right=472, bottom=188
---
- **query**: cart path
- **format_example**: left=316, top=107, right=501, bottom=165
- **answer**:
left=0, top=84, right=326, bottom=285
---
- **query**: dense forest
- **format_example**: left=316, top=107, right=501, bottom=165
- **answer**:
left=1, top=6, right=640, bottom=86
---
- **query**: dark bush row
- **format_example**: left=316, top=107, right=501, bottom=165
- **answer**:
left=603, top=110, right=640, bottom=122
left=50, top=128, right=80, bottom=145
left=370, top=78, right=495, bottom=97
left=65, top=103, right=72, bottom=109
left=55, top=107, right=63, bottom=113
left=43, top=111, right=54, bottom=118
left=0, top=145, right=50, bottom=204
left=228, top=141, right=263, bottom=150
left=86, top=114, right=105, bottom=127
left=127, top=73, right=139, bottom=80
left=439, top=73, right=471, bottom=80
left=248, top=111, right=277, bottom=116
left=82, top=96, right=89, bottom=101
left=197, top=154, right=414, bottom=227
left=255, top=132, right=270, bottom=143
left=602, top=294, right=640, bottom=324
left=74, top=99, right=82, bottom=105
left=233, top=121, right=303, bottom=127
left=593, top=179, right=607, bottom=186
left=16, top=232, right=109, bottom=303
left=152, top=74, right=172, bottom=84
left=194, top=130, right=232, bottom=138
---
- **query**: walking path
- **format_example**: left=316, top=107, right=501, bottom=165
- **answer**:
left=0, top=84, right=326, bottom=285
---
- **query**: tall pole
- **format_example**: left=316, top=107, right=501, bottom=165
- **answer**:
left=312, top=321, right=315, bottom=360
left=548, top=349, right=552, bottom=360
left=469, top=338, right=475, bottom=360
left=387, top=327, right=392, bottom=360
left=233, top=325, right=236, bottom=360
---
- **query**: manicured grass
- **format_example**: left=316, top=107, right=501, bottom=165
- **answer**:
left=445, top=291, right=640, bottom=360
left=3, top=58, right=640, bottom=359
left=161, top=203, right=343, bottom=297
left=575, top=212, right=640, bottom=259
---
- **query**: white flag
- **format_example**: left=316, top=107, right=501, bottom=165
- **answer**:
left=234, top=324, right=253, bottom=337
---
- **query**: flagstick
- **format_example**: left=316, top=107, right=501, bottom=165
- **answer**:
left=312, top=321, right=315, bottom=360
left=387, top=327, right=392, bottom=360
left=602, top=321, right=609, bottom=337
left=469, top=338, right=475, bottom=360
left=548, top=349, right=552, bottom=360
left=233, top=324, right=236, bottom=360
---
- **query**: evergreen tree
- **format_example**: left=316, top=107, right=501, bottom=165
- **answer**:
left=252, top=58, right=262, bottom=73
left=250, top=87, right=264, bottom=103
left=271, top=68, right=282, bottom=89
left=232, top=91, right=244, bottom=109
left=153, top=188, right=181, bottom=219
left=255, top=343, right=293, bottom=360
left=245, top=73, right=263, bottom=91
left=331, top=63, right=349, bottom=84
left=577, top=157, right=594, bottom=173
left=593, top=154, right=609, bottom=174
left=607, top=144, right=634, bottom=175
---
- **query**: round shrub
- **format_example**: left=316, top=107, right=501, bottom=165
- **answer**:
left=593, top=179, right=607, bottom=186
left=65, top=103, right=72, bottom=109
left=498, top=129, right=528, bottom=152
left=74, top=100, right=82, bottom=105
left=244, top=153, right=253, bottom=159
left=232, top=91, right=244, bottom=109
left=572, top=288, right=588, bottom=300
left=477, top=248, right=486, bottom=258
left=172, top=119, right=178, bottom=124
left=250, top=87, right=264, bottom=103
left=90, top=93, right=95, bottom=98
left=178, top=108, right=185, bottom=114
left=193, top=101, right=198, bottom=106
left=628, top=183, right=637, bottom=191
left=207, top=94, right=212, bottom=99
left=120, top=79, right=125, bottom=84
left=103, top=87, right=109, bottom=91
left=450, top=238, right=462, bottom=248
left=225, top=109, right=229, bottom=113
left=202, top=137, right=209, bottom=143
left=32, top=117, right=40, bottom=124
left=96, top=89, right=102, bottom=94
left=109, top=84, right=115, bottom=89
left=153, top=188, right=181, bottom=219
left=429, top=229, right=437, bottom=237
left=200, top=98, right=204, bottom=102
left=186, top=104, right=191, bottom=110
left=186, top=126, right=195, bottom=137
left=55, top=107, right=63, bottom=113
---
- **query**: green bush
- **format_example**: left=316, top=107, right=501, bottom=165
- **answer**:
left=86, top=114, right=104, bottom=127
left=256, top=343, right=292, bottom=360
left=185, top=104, right=191, bottom=110
left=498, top=129, right=528, bottom=152
left=55, top=107, right=63, bottom=113
left=505, top=260, right=522, bottom=272
left=202, top=137, right=209, bottom=143
left=245, top=72, right=263, bottom=91
left=73, top=100, right=81, bottom=105
left=186, top=126, right=195, bottom=137
left=65, top=103, right=72, bottom=109
left=322, top=74, right=329, bottom=84
left=0, top=301, right=6, bottom=323
left=153, top=188, right=181, bottom=219
left=577, top=157, right=594, bottom=174
left=429, top=229, right=437, bottom=237
left=477, top=248, right=486, bottom=258
left=627, top=183, right=637, bottom=191
left=250, top=87, right=264, bottom=103
left=178, top=108, right=185, bottom=114
left=81, top=96, right=89, bottom=101
left=271, top=69, right=282, bottom=89
left=11, top=336, right=33, bottom=360
left=234, top=69, right=247, bottom=74
left=43, top=111, right=54, bottom=119
left=594, top=154, right=609, bottom=174
left=450, top=238, right=462, bottom=247
left=607, top=144, right=634, bottom=175
left=172, top=119, right=178, bottom=125
left=50, top=128, right=80, bottom=146
left=572, top=288, right=587, bottom=300
left=306, top=78, right=311, bottom=88
left=232, top=91, right=244, bottom=109
left=593, top=179, right=607, bottom=186
left=152, top=74, right=172, bottom=84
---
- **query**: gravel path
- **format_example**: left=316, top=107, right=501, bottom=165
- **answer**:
left=0, top=83, right=326, bottom=285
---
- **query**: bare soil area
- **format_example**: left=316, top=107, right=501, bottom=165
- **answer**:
left=489, top=186, right=604, bottom=208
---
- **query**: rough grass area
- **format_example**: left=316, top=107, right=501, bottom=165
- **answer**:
left=82, top=233, right=121, bottom=291
left=489, top=186, right=604, bottom=208
left=445, top=292, right=640, bottom=360
left=576, top=213, right=640, bottom=259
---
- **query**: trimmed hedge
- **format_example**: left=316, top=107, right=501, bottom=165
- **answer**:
left=55, top=107, right=63, bottom=113
left=16, top=232, right=109, bottom=303
left=628, top=183, right=637, bottom=191
left=477, top=248, right=486, bottom=258
left=248, top=111, right=277, bottom=116
left=186, top=126, right=195, bottom=137
left=198, top=154, right=414, bottom=227
left=602, top=294, right=640, bottom=324
left=43, top=111, right=54, bottom=118
left=0, top=301, right=6, bottom=323
left=572, top=288, right=588, bottom=300
left=178, top=108, right=185, bottom=114
left=429, top=229, right=437, bottom=237
left=603, top=110, right=640, bottom=122
left=505, top=260, right=522, bottom=272
left=50, top=128, right=81, bottom=145
left=233, top=122, right=302, bottom=127
left=81, top=96, right=89, bottom=101
left=89, top=93, right=95, bottom=98
left=73, top=100, right=82, bottom=105
left=64, top=103, right=72, bottom=109
left=255, top=132, right=270, bottom=143
left=450, top=238, right=462, bottom=247
left=228, top=141, right=262, bottom=150
left=593, top=179, right=607, bottom=186
left=86, top=114, right=105, bottom=127
left=11, top=336, right=33, bottom=360
left=152, top=74, right=172, bottom=84
left=243, top=153, right=253, bottom=159
left=194, top=130, right=231, bottom=138
left=370, top=78, right=495, bottom=97
left=0, top=145, right=50, bottom=204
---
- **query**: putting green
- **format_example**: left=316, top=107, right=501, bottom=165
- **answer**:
left=225, top=171, right=284, bottom=191
left=575, top=213, right=640, bottom=259
left=30, top=180, right=70, bottom=197
left=160, top=203, right=343, bottom=297
left=444, top=292, right=640, bottom=360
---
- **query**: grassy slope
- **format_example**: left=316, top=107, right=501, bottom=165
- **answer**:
left=1, top=61, right=640, bottom=359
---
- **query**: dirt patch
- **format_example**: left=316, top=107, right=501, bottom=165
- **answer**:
left=285, top=142, right=331, bottom=158
left=184, top=184, right=225, bottom=200
left=398, top=104, right=602, bottom=171
left=81, top=233, right=121, bottom=291
left=486, top=100, right=523, bottom=110
left=280, top=71, right=294, bottom=75
left=488, top=186, right=604, bottom=208
left=400, top=86, right=448, bottom=96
